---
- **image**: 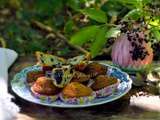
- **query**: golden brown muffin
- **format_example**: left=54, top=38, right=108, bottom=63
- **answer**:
left=74, top=62, right=88, bottom=72
left=71, top=71, right=90, bottom=83
left=91, top=75, right=118, bottom=90
left=27, top=71, right=44, bottom=84
left=84, top=62, right=107, bottom=78
left=32, top=77, right=60, bottom=95
left=62, top=82, right=93, bottom=98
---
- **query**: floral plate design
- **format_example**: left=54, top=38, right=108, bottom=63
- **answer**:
left=11, top=62, right=132, bottom=108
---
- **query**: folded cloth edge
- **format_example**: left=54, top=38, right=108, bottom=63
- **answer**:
left=0, top=48, right=20, bottom=120
left=3, top=48, right=18, bottom=68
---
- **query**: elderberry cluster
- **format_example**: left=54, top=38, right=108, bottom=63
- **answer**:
left=106, top=37, right=115, bottom=48
left=119, top=21, right=129, bottom=33
left=119, top=21, right=150, bottom=61
left=127, top=31, right=149, bottom=61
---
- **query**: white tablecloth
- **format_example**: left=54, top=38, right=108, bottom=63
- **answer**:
left=0, top=48, right=19, bottom=120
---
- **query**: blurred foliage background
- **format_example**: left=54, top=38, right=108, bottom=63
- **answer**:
left=0, top=0, right=160, bottom=59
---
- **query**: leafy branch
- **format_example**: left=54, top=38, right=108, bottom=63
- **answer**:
left=31, top=20, right=89, bottom=55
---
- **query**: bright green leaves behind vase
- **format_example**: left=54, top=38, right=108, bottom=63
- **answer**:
left=70, top=25, right=120, bottom=58
left=81, top=8, right=107, bottom=23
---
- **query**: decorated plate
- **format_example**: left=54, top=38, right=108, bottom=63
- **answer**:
left=11, top=63, right=132, bottom=108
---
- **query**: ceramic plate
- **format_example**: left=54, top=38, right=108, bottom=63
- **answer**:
left=11, top=63, right=132, bottom=108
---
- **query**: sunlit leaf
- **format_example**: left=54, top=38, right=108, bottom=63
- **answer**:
left=81, top=8, right=107, bottom=23
left=118, top=0, right=142, bottom=9
left=152, top=28, right=160, bottom=41
left=105, top=27, right=120, bottom=38
left=118, top=0, right=151, bottom=9
left=149, top=18, right=160, bottom=27
left=70, top=25, right=99, bottom=46
left=90, top=27, right=108, bottom=57
left=123, top=9, right=142, bottom=20
left=90, top=27, right=120, bottom=57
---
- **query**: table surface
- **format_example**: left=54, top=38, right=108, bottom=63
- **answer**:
left=9, top=56, right=160, bottom=120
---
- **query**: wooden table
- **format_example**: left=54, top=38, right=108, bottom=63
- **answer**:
left=9, top=56, right=160, bottom=120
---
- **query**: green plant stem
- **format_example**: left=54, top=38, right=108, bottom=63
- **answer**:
left=0, top=37, right=6, bottom=48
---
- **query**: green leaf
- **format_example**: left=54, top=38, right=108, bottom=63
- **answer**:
left=101, top=0, right=124, bottom=17
left=149, top=18, right=160, bottom=28
left=123, top=9, right=142, bottom=21
left=64, top=19, right=74, bottom=34
left=57, top=47, right=70, bottom=56
left=118, top=0, right=151, bottom=9
left=0, top=0, right=7, bottom=7
left=8, top=0, right=21, bottom=9
left=66, top=0, right=81, bottom=11
left=118, top=0, right=142, bottom=9
left=152, top=28, right=160, bottom=42
left=90, top=27, right=108, bottom=58
left=90, top=27, right=120, bottom=58
left=70, top=25, right=99, bottom=46
left=81, top=8, right=107, bottom=23
left=34, top=0, right=63, bottom=16
left=105, top=27, right=120, bottom=38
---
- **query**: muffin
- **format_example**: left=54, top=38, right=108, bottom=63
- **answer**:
left=71, top=71, right=90, bottom=83
left=62, top=82, right=92, bottom=98
left=36, top=51, right=66, bottom=66
left=91, top=75, right=117, bottom=90
left=31, top=76, right=60, bottom=95
left=51, top=66, right=73, bottom=88
left=60, top=82, right=96, bottom=104
left=84, top=62, right=107, bottom=78
left=91, top=75, right=119, bottom=97
left=27, top=71, right=44, bottom=85
left=74, top=62, right=88, bottom=72
left=31, top=77, right=60, bottom=102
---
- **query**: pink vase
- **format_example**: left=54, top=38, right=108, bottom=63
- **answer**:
left=111, top=33, right=153, bottom=68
